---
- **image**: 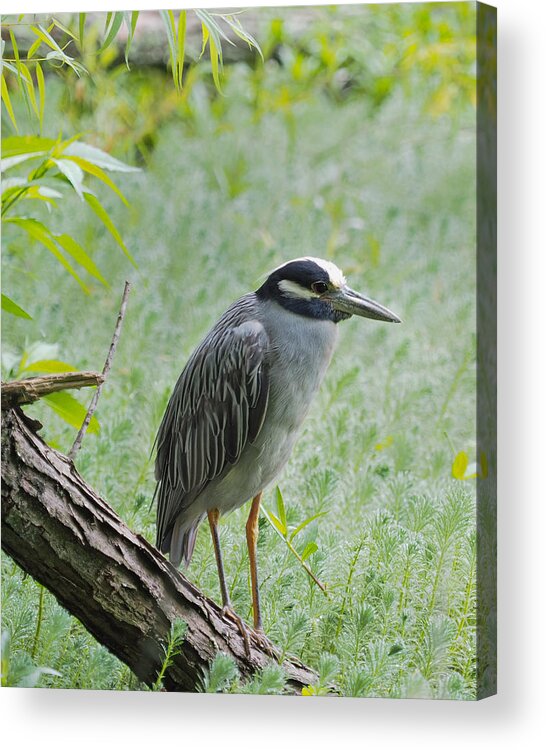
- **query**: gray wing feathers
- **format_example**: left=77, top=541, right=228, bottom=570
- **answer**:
left=155, top=306, right=269, bottom=550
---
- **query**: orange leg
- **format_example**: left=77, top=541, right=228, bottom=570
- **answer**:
left=246, top=492, right=263, bottom=631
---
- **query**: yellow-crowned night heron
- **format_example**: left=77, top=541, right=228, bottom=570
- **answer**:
left=154, top=257, right=400, bottom=644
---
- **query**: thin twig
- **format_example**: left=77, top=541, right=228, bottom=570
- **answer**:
left=68, top=281, right=131, bottom=460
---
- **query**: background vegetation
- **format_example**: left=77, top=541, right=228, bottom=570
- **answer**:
left=1, top=3, right=479, bottom=698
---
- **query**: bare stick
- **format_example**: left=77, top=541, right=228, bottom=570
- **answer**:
left=1, top=372, right=104, bottom=408
left=69, top=281, right=131, bottom=460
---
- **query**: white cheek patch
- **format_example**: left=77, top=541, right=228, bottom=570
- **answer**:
left=278, top=279, right=317, bottom=300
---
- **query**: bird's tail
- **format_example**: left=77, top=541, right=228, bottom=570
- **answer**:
left=168, top=516, right=201, bottom=568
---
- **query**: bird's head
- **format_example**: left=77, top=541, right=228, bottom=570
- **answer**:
left=256, top=257, right=401, bottom=324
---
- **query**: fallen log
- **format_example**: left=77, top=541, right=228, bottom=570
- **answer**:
left=1, top=405, right=317, bottom=693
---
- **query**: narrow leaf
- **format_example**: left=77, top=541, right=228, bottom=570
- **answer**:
left=275, top=486, right=287, bottom=534
left=79, top=13, right=86, bottom=47
left=452, top=451, right=468, bottom=480
left=43, top=391, right=100, bottom=434
left=209, top=37, right=223, bottom=95
left=123, top=11, right=139, bottom=67
left=267, top=511, right=287, bottom=537
left=97, top=11, right=124, bottom=55
left=1, top=293, right=32, bottom=319
left=1, top=135, right=55, bottom=157
left=301, top=542, right=318, bottom=562
left=177, top=10, right=187, bottom=89
left=1, top=74, right=18, bottom=131
left=27, top=36, right=42, bottom=59
left=53, top=158, right=85, bottom=199
left=289, top=512, right=328, bottom=542
left=23, top=360, right=77, bottom=373
left=64, top=155, right=128, bottom=204
left=55, top=233, right=109, bottom=287
left=35, top=62, right=45, bottom=132
left=63, top=142, right=140, bottom=172
left=51, top=17, right=78, bottom=40
left=5, top=217, right=89, bottom=292
left=83, top=193, right=136, bottom=267
left=160, top=9, right=178, bottom=88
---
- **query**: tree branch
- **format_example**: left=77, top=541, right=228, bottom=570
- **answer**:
left=1, top=407, right=317, bottom=693
left=1, top=371, right=104, bottom=408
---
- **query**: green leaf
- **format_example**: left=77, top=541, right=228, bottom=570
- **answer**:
left=78, top=13, right=86, bottom=47
left=275, top=486, right=287, bottom=535
left=301, top=542, right=318, bottom=562
left=51, top=17, right=78, bottom=40
left=177, top=11, right=187, bottom=89
left=222, top=14, right=263, bottom=60
left=267, top=511, right=287, bottom=537
left=452, top=451, right=468, bottom=480
left=43, top=391, right=99, bottom=434
left=209, top=37, right=223, bottom=95
left=63, top=155, right=128, bottom=205
left=63, top=142, right=140, bottom=173
left=160, top=9, right=179, bottom=88
left=196, top=9, right=234, bottom=50
left=1, top=135, right=55, bottom=158
left=83, top=192, right=137, bottom=267
left=1, top=74, right=18, bottom=131
left=5, top=217, right=89, bottom=292
left=1, top=152, right=48, bottom=173
left=53, top=158, right=85, bottom=199
left=97, top=11, right=124, bottom=55
left=35, top=62, right=45, bottom=132
left=289, top=511, right=328, bottom=542
left=23, top=360, right=77, bottom=374
left=1, top=293, right=32, bottom=319
left=123, top=11, right=139, bottom=67
left=54, top=233, right=109, bottom=287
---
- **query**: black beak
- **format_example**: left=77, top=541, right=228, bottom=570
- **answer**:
left=328, top=287, right=401, bottom=323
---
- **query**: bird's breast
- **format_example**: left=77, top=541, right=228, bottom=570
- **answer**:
left=262, top=306, right=339, bottom=434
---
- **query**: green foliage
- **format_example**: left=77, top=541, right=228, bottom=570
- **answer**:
left=1, top=629, right=61, bottom=688
left=2, top=4, right=479, bottom=699
left=153, top=618, right=188, bottom=690
left=200, top=653, right=239, bottom=693
left=1, top=341, right=100, bottom=435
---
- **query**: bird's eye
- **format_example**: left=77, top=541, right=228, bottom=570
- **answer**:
left=312, top=281, right=329, bottom=294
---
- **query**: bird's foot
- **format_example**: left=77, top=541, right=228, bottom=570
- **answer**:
left=222, top=605, right=251, bottom=656
left=251, top=626, right=277, bottom=658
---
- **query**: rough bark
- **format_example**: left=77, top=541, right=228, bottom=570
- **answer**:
left=1, top=372, right=103, bottom=407
left=1, top=407, right=317, bottom=693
